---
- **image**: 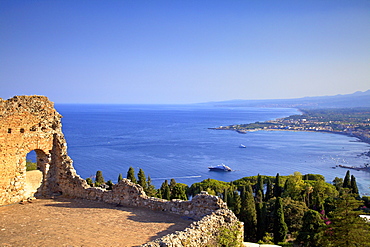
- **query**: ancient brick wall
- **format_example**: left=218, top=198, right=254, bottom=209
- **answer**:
left=0, top=96, right=87, bottom=205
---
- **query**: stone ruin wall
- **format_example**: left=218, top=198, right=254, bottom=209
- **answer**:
left=142, top=208, right=244, bottom=246
left=0, top=95, right=69, bottom=204
left=0, top=95, right=243, bottom=246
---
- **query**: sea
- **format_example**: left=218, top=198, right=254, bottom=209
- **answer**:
left=30, top=104, right=370, bottom=195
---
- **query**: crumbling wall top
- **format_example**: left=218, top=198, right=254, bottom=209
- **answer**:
left=0, top=95, right=59, bottom=118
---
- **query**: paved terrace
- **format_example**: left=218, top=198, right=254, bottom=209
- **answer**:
left=0, top=197, right=193, bottom=247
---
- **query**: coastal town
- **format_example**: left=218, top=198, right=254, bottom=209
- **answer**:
left=214, top=108, right=370, bottom=142
left=212, top=108, right=370, bottom=169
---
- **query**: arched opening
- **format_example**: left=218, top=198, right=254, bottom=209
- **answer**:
left=23, top=149, right=49, bottom=199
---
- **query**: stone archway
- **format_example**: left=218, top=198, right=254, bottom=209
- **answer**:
left=0, top=96, right=87, bottom=205
left=23, top=149, right=50, bottom=199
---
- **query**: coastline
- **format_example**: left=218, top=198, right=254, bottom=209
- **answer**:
left=209, top=126, right=370, bottom=174
left=209, top=107, right=370, bottom=171
left=210, top=127, right=370, bottom=154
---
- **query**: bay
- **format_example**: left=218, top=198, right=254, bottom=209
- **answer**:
left=51, top=104, right=370, bottom=195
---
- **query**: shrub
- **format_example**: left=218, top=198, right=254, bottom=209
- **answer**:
left=217, top=223, right=244, bottom=247
left=86, top=177, right=93, bottom=187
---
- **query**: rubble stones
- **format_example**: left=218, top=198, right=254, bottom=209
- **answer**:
left=142, top=209, right=243, bottom=247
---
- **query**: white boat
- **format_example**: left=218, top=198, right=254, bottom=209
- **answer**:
left=239, top=144, right=246, bottom=148
left=208, top=164, right=232, bottom=172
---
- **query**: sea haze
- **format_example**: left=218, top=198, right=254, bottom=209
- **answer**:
left=49, top=104, right=370, bottom=195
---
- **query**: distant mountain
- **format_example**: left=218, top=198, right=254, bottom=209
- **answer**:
left=209, top=90, right=370, bottom=109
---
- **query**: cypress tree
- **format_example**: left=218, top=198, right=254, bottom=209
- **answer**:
left=156, top=188, right=162, bottom=198
left=343, top=170, right=351, bottom=189
left=240, top=186, right=246, bottom=215
left=256, top=174, right=264, bottom=202
left=243, top=184, right=257, bottom=242
left=227, top=189, right=235, bottom=211
left=274, top=173, right=282, bottom=198
left=256, top=189, right=263, bottom=204
left=273, top=197, right=288, bottom=244
left=223, top=188, right=228, bottom=204
left=127, top=166, right=136, bottom=183
left=265, top=179, right=273, bottom=201
left=137, top=168, right=147, bottom=190
left=283, top=179, right=289, bottom=193
left=240, top=186, right=246, bottom=201
left=350, top=175, right=359, bottom=196
left=164, top=183, right=171, bottom=200
left=239, top=186, right=247, bottom=220
left=161, top=180, right=171, bottom=200
left=95, top=170, right=105, bottom=186
left=256, top=201, right=267, bottom=241
left=146, top=175, right=157, bottom=197
left=233, top=190, right=242, bottom=216
left=117, top=173, right=123, bottom=183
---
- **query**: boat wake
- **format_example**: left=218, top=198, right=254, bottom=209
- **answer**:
left=152, top=175, right=202, bottom=180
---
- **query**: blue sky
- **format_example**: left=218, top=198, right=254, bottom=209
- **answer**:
left=1, top=0, right=369, bottom=104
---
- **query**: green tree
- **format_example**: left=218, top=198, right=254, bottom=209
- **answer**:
left=156, top=188, right=162, bottom=199
left=332, top=176, right=343, bottom=191
left=282, top=197, right=308, bottom=234
left=146, top=175, right=157, bottom=197
left=223, top=188, right=228, bottom=204
left=311, top=180, right=338, bottom=211
left=273, top=197, right=288, bottom=244
left=324, top=193, right=370, bottom=246
left=303, top=182, right=314, bottom=208
left=265, top=179, right=273, bottom=202
left=189, top=178, right=231, bottom=197
left=127, top=166, right=136, bottom=183
left=106, top=180, right=113, bottom=190
left=226, top=189, right=235, bottom=211
left=350, top=175, right=359, bottom=196
left=256, top=190, right=263, bottom=204
left=117, top=173, right=123, bottom=183
left=241, top=185, right=257, bottom=242
left=283, top=172, right=304, bottom=201
left=86, top=177, right=93, bottom=187
left=171, top=183, right=188, bottom=200
left=256, top=201, right=267, bottom=241
left=295, top=209, right=326, bottom=247
left=137, top=168, right=147, bottom=190
left=274, top=173, right=282, bottom=198
left=233, top=191, right=242, bottom=216
left=343, top=170, right=351, bottom=189
left=95, top=170, right=105, bottom=186
left=169, top=178, right=177, bottom=191
left=256, top=174, right=264, bottom=201
left=161, top=180, right=171, bottom=200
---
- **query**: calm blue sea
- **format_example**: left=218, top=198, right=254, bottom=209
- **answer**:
left=42, top=104, right=370, bottom=195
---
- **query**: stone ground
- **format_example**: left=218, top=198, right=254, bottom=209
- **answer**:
left=0, top=197, right=194, bottom=247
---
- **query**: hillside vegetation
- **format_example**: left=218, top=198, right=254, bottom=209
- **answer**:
left=88, top=168, right=370, bottom=246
